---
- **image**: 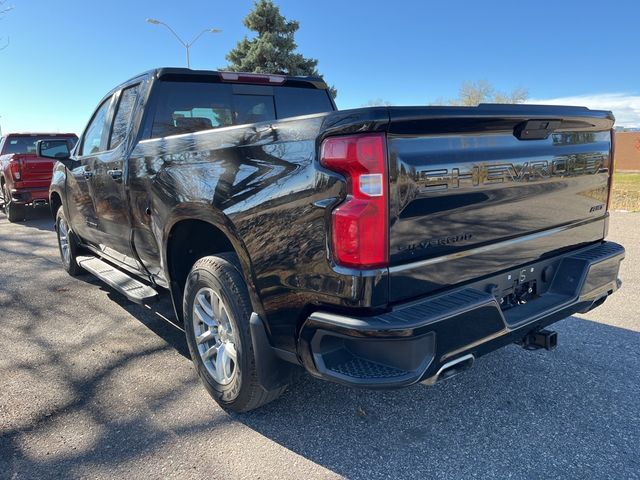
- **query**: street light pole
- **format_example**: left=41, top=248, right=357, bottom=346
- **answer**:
left=146, top=18, right=221, bottom=69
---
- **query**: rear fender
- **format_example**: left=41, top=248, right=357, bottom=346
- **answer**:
left=0, top=155, right=16, bottom=191
left=162, top=203, right=266, bottom=325
left=49, top=162, right=68, bottom=220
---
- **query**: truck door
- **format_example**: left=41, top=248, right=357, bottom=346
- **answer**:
left=66, top=95, right=114, bottom=244
left=88, top=84, right=142, bottom=270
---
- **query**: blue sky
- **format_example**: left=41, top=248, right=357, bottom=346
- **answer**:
left=1, top=0, right=639, bottom=134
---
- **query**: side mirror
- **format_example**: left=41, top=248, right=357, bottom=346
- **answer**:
left=36, top=139, right=75, bottom=169
left=36, top=139, right=71, bottom=160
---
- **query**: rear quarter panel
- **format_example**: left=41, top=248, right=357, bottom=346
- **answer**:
left=127, top=110, right=390, bottom=351
left=0, top=154, right=16, bottom=190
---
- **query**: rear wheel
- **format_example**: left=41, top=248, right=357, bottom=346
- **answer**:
left=55, top=207, right=83, bottom=276
left=2, top=183, right=26, bottom=223
left=183, top=254, right=287, bottom=412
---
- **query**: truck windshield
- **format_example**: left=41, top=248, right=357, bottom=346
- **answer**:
left=2, top=135, right=77, bottom=155
left=150, top=81, right=334, bottom=139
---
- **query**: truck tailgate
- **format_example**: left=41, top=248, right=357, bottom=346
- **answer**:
left=386, top=104, right=614, bottom=302
left=16, top=154, right=56, bottom=186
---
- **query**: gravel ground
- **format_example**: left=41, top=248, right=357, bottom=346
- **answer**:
left=0, top=208, right=638, bottom=480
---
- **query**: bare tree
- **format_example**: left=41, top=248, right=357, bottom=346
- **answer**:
left=437, top=80, right=528, bottom=106
left=0, top=0, right=14, bottom=51
left=492, top=87, right=528, bottom=104
left=363, top=98, right=392, bottom=107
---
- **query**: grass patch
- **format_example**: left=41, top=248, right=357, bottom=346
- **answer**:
left=611, top=172, right=640, bottom=211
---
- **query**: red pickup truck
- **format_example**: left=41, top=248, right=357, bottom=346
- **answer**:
left=0, top=133, right=77, bottom=222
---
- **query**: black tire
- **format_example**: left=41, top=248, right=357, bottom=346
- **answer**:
left=183, top=253, right=287, bottom=412
left=2, top=183, right=26, bottom=223
left=55, top=207, right=83, bottom=276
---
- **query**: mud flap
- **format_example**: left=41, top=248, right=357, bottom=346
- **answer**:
left=249, top=312, right=296, bottom=392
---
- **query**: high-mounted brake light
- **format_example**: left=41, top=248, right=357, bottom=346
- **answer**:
left=9, top=157, right=22, bottom=181
left=219, top=72, right=286, bottom=84
left=320, top=133, right=388, bottom=268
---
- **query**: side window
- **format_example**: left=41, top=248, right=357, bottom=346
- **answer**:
left=109, top=85, right=139, bottom=150
left=80, top=97, right=112, bottom=156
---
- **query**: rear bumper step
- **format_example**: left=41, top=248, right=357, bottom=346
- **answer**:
left=77, top=256, right=158, bottom=304
left=6, top=187, right=49, bottom=205
left=298, top=241, right=624, bottom=388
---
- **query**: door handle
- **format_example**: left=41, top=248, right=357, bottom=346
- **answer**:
left=83, top=171, right=93, bottom=179
left=108, top=169, right=123, bottom=180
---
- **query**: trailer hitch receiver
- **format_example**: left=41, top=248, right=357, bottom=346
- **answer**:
left=519, top=329, right=558, bottom=351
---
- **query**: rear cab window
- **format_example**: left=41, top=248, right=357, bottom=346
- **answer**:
left=147, top=80, right=334, bottom=139
left=1, top=134, right=77, bottom=155
left=274, top=88, right=336, bottom=119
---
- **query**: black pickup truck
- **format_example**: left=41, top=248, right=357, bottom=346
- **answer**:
left=41, top=68, right=625, bottom=412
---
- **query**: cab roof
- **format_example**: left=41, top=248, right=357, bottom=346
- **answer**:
left=126, top=67, right=329, bottom=91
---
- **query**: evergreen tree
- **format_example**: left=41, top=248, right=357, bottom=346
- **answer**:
left=225, top=0, right=337, bottom=98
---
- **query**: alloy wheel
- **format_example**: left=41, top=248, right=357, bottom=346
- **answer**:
left=192, top=287, right=238, bottom=385
left=58, top=216, right=71, bottom=266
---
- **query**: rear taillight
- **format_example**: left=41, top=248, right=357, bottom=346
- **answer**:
left=607, top=129, right=616, bottom=210
left=9, top=158, right=22, bottom=181
left=320, top=133, right=388, bottom=268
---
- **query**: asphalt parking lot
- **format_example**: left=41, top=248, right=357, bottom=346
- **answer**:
left=0, top=208, right=638, bottom=480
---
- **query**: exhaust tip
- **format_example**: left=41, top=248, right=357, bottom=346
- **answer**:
left=423, top=354, right=475, bottom=385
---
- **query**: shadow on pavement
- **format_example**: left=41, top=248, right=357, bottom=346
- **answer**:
left=0, top=266, right=215, bottom=478
left=103, top=288, right=190, bottom=360
left=231, top=316, right=640, bottom=479
left=1, top=211, right=638, bottom=479
left=4, top=306, right=637, bottom=479
left=0, top=205, right=54, bottom=231
left=59, top=262, right=191, bottom=360
left=3, top=207, right=189, bottom=358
